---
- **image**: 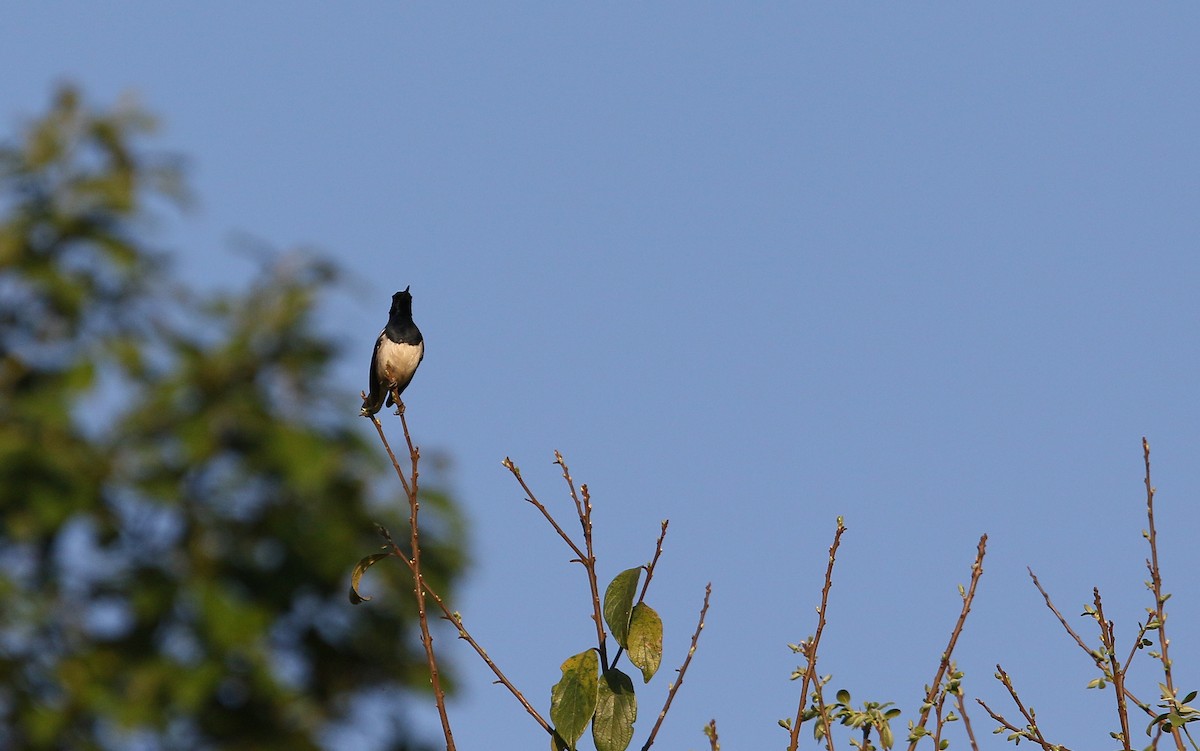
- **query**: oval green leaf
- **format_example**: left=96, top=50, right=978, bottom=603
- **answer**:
left=550, top=649, right=600, bottom=750
left=348, top=553, right=391, bottom=604
left=593, top=668, right=637, bottom=751
left=880, top=722, right=894, bottom=749
left=603, top=567, right=642, bottom=649
left=627, top=602, right=663, bottom=683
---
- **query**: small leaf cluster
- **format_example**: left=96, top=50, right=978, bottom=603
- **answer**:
left=806, top=690, right=902, bottom=751
left=550, top=567, right=664, bottom=751
left=1146, top=686, right=1200, bottom=739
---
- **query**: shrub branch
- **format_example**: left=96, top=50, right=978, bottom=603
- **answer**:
left=642, top=582, right=712, bottom=751
left=787, top=517, right=847, bottom=751
left=906, top=534, right=987, bottom=750
left=365, top=406, right=455, bottom=750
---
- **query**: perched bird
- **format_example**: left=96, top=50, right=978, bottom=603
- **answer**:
left=360, top=287, right=424, bottom=416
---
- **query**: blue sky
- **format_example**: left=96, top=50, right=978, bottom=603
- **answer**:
left=5, top=4, right=1200, bottom=749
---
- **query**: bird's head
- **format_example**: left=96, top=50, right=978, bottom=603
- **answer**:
left=390, top=286, right=413, bottom=316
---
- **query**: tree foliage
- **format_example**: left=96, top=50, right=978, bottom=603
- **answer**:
left=0, top=86, right=466, bottom=750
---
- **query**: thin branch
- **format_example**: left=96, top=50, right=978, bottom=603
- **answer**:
left=1120, top=617, right=1154, bottom=684
left=1092, top=589, right=1132, bottom=751
left=555, top=449, right=587, bottom=525
left=503, top=452, right=608, bottom=673
left=637, top=520, right=670, bottom=606
left=932, top=691, right=948, bottom=751
left=979, top=664, right=1069, bottom=751
left=502, top=457, right=587, bottom=562
left=1027, top=568, right=1090, bottom=652
left=615, top=519, right=671, bottom=668
left=366, top=409, right=454, bottom=750
left=1184, top=726, right=1200, bottom=751
left=575, top=478, right=610, bottom=671
left=642, top=582, right=712, bottom=751
left=1028, top=568, right=1153, bottom=717
left=364, top=391, right=411, bottom=498
left=553, top=453, right=610, bottom=670
left=906, top=534, right=987, bottom=751
left=379, top=529, right=554, bottom=736
left=976, top=697, right=1016, bottom=734
left=811, top=676, right=836, bottom=751
left=955, top=688, right=980, bottom=751
left=1143, top=437, right=1186, bottom=751
left=704, top=719, right=720, bottom=751
left=788, top=517, right=847, bottom=751
left=976, top=698, right=1060, bottom=751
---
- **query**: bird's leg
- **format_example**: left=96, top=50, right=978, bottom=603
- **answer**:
left=392, top=390, right=406, bottom=415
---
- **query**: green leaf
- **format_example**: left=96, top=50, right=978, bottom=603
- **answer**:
left=627, top=602, right=663, bottom=683
left=348, top=553, right=391, bottom=604
left=550, top=649, right=600, bottom=750
left=593, top=668, right=637, bottom=751
left=1148, top=712, right=1171, bottom=736
left=836, top=689, right=852, bottom=704
left=880, top=722, right=894, bottom=749
left=603, top=567, right=642, bottom=649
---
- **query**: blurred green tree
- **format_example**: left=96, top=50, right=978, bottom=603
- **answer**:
left=0, top=86, right=466, bottom=750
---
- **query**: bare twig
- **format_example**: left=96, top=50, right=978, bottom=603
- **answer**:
left=502, top=456, right=587, bottom=561
left=504, top=453, right=612, bottom=671
left=366, top=409, right=455, bottom=750
left=379, top=528, right=553, bottom=736
left=704, top=718, right=720, bottom=751
left=932, top=692, right=948, bottom=751
left=1142, top=438, right=1186, bottom=751
left=571, top=474, right=610, bottom=671
left=364, top=392, right=411, bottom=498
left=1120, top=617, right=1154, bottom=687
left=906, top=534, right=987, bottom=751
left=787, top=517, right=847, bottom=751
left=637, top=520, right=670, bottom=605
left=955, top=687, right=980, bottom=751
left=977, top=665, right=1069, bottom=751
left=641, top=582, right=712, bottom=751
left=1028, top=568, right=1153, bottom=717
left=1092, top=589, right=1133, bottom=750
left=1027, top=568, right=1093, bottom=655
left=975, top=697, right=1013, bottom=733
left=811, top=676, right=836, bottom=751
left=555, top=449, right=587, bottom=526
left=976, top=698, right=1051, bottom=749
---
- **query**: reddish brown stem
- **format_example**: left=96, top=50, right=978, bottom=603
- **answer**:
left=906, top=534, right=987, bottom=751
left=1142, top=438, right=1185, bottom=751
left=367, top=409, right=454, bottom=750
left=381, top=530, right=553, bottom=736
left=641, top=583, right=712, bottom=750
left=787, top=518, right=847, bottom=751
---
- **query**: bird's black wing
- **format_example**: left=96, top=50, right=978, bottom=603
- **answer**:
left=360, top=330, right=387, bottom=415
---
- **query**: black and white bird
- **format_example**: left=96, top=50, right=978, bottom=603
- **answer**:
left=360, top=287, right=424, bottom=416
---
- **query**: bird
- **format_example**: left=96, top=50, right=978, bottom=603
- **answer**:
left=360, top=287, right=424, bottom=416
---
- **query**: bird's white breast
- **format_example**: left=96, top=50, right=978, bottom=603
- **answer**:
left=376, top=337, right=424, bottom=383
